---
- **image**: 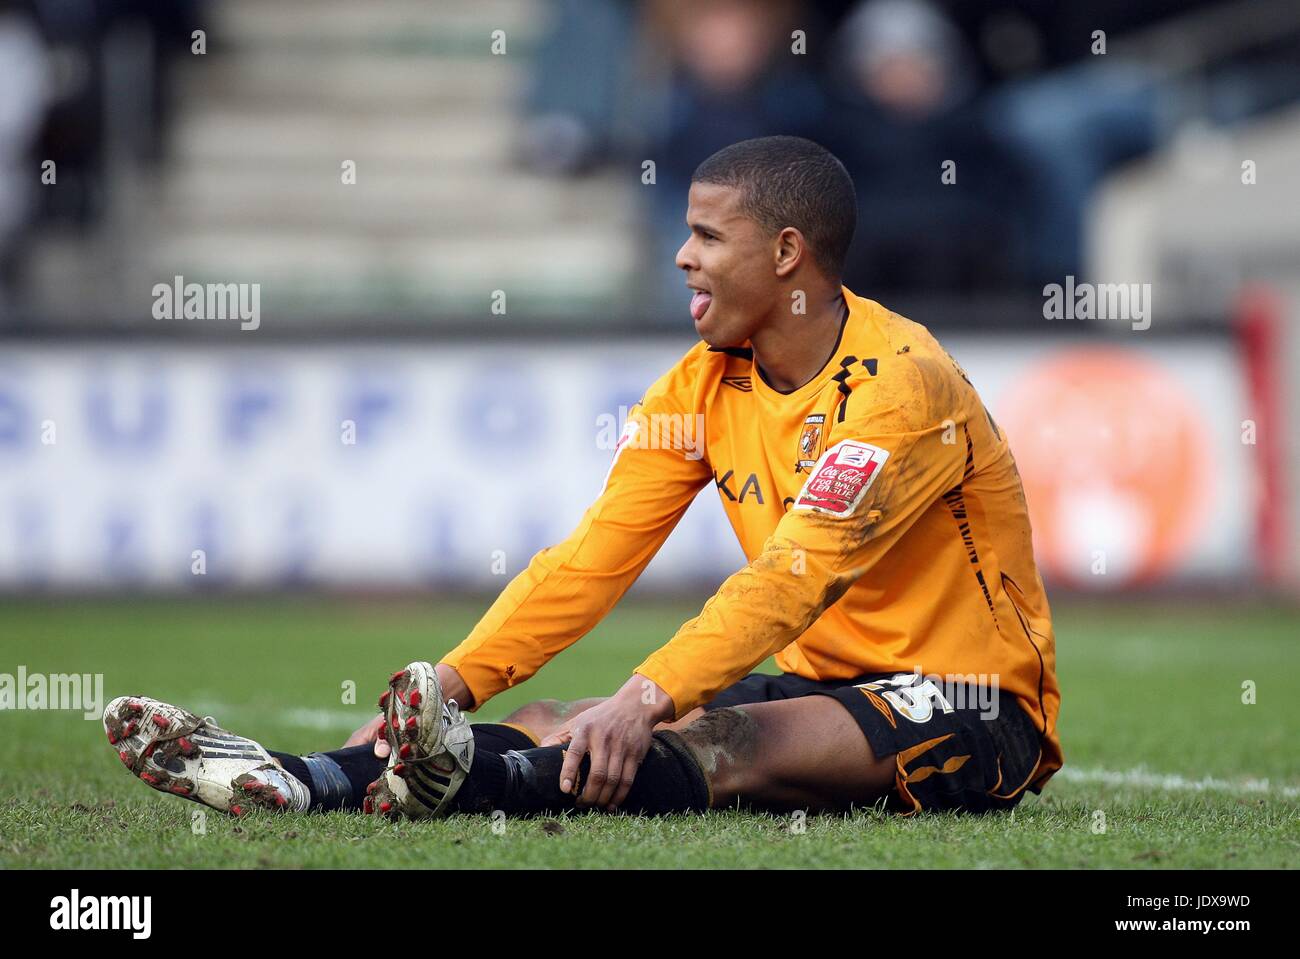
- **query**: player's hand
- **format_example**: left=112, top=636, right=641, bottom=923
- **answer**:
left=544, top=674, right=674, bottom=811
left=342, top=714, right=391, bottom=758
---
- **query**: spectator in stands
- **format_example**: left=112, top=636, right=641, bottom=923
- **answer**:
left=519, top=0, right=638, bottom=175
left=826, top=0, right=1022, bottom=293
left=985, top=61, right=1161, bottom=286
left=965, top=0, right=1300, bottom=285
left=517, top=0, right=1300, bottom=311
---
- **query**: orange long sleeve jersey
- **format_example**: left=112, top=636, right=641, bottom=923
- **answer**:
left=441, top=288, right=1062, bottom=786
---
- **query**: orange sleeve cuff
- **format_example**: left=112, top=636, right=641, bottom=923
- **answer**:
left=437, top=653, right=500, bottom=713
left=634, top=657, right=701, bottom=722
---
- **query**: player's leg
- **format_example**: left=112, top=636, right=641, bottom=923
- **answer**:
left=375, top=668, right=889, bottom=818
left=103, top=679, right=537, bottom=816
left=266, top=718, right=537, bottom=812
left=382, top=697, right=884, bottom=818
left=674, top=676, right=1045, bottom=815
left=672, top=697, right=895, bottom=812
left=367, top=662, right=718, bottom=818
left=414, top=675, right=1039, bottom=819
left=104, top=657, right=706, bottom=817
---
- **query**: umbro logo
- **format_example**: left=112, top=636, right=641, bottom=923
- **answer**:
left=722, top=376, right=752, bottom=392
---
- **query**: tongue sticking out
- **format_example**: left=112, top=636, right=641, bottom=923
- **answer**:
left=690, top=291, right=713, bottom=321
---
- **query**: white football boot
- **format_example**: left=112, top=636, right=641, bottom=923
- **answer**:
left=365, top=661, right=474, bottom=819
left=103, top=695, right=309, bottom=815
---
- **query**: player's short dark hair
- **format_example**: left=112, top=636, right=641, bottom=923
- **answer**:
left=691, top=135, right=857, bottom=279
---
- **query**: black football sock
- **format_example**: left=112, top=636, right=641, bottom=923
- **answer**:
left=268, top=723, right=540, bottom=812
left=451, top=730, right=711, bottom=816
left=472, top=722, right=540, bottom=754
left=269, top=747, right=381, bottom=811
left=269, top=753, right=312, bottom=789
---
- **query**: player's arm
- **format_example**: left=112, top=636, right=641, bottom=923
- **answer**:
left=635, top=382, right=966, bottom=719
left=437, top=360, right=713, bottom=712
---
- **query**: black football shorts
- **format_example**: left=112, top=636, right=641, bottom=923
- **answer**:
left=701, top=669, right=1045, bottom=814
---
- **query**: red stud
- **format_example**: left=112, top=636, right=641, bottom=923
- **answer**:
left=169, top=785, right=190, bottom=796
left=407, top=690, right=422, bottom=708
left=390, top=715, right=399, bottom=730
left=389, top=670, right=406, bottom=685
left=123, top=721, right=137, bottom=737
left=140, top=772, right=158, bottom=785
left=274, top=794, right=287, bottom=808
left=231, top=805, right=244, bottom=816
left=365, top=781, right=377, bottom=795
left=178, top=737, right=194, bottom=755
left=119, top=750, right=131, bottom=766
left=142, top=742, right=156, bottom=759
left=378, top=690, right=390, bottom=708
left=363, top=797, right=373, bottom=814
left=399, top=743, right=412, bottom=759
left=151, top=714, right=170, bottom=729
left=127, top=700, right=143, bottom=714
left=107, top=729, right=118, bottom=745
left=405, top=717, right=417, bottom=730
left=393, top=764, right=406, bottom=776
left=379, top=801, right=392, bottom=813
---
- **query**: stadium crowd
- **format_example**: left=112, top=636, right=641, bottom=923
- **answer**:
left=2, top=0, right=1298, bottom=316
left=520, top=0, right=1300, bottom=306
left=0, top=0, right=205, bottom=307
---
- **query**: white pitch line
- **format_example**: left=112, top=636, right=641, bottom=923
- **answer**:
left=191, top=700, right=367, bottom=732
left=1056, top=766, right=1300, bottom=799
left=282, top=708, right=367, bottom=731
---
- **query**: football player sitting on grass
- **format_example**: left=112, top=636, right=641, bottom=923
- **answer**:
left=105, top=136, right=1061, bottom=820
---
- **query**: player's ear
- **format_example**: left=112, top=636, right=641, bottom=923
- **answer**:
left=774, top=227, right=803, bottom=278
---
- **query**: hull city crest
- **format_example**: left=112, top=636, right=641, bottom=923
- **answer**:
left=796, top=414, right=825, bottom=473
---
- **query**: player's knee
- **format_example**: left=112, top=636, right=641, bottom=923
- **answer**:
left=501, top=699, right=567, bottom=738
left=677, top=707, right=762, bottom=796
left=679, top=707, right=761, bottom=758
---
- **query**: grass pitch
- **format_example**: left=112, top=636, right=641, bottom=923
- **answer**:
left=0, top=595, right=1296, bottom=869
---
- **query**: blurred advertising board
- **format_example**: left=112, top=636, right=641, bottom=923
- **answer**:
left=0, top=335, right=1257, bottom=591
